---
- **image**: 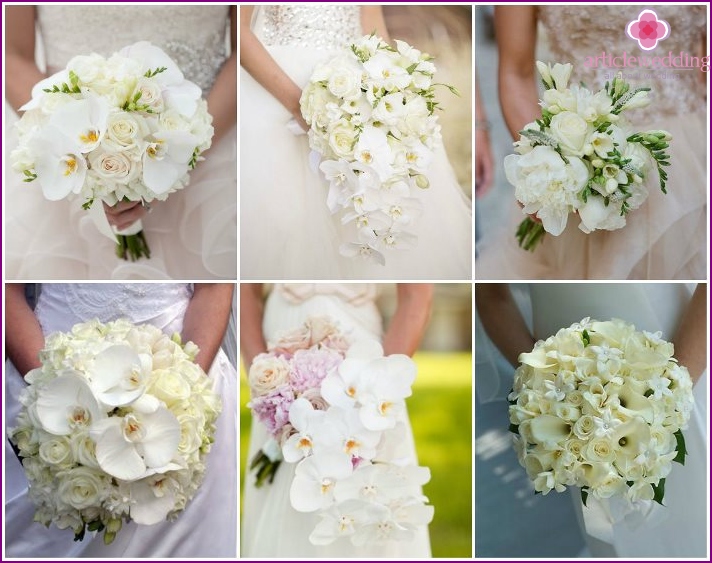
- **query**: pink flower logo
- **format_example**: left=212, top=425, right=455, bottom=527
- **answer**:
left=626, top=9, right=670, bottom=51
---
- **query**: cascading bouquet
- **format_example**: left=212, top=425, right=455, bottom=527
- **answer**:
left=7, top=319, right=221, bottom=544
left=10, top=41, right=213, bottom=260
left=509, top=317, right=693, bottom=509
left=300, top=34, right=457, bottom=265
left=248, top=316, right=434, bottom=546
left=505, top=61, right=671, bottom=251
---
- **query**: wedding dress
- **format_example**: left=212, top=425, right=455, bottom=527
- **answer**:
left=530, top=283, right=707, bottom=557
left=240, top=5, right=472, bottom=280
left=476, top=5, right=707, bottom=280
left=241, top=283, right=432, bottom=557
left=4, top=6, right=236, bottom=280
left=4, top=284, right=238, bottom=558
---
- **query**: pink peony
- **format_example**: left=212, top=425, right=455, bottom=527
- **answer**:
left=248, top=385, right=295, bottom=436
left=289, top=348, right=344, bottom=394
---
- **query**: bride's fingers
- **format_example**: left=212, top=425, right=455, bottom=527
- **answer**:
left=103, top=201, right=148, bottom=230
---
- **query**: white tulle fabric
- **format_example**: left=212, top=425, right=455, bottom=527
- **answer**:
left=240, top=6, right=472, bottom=280
left=4, top=284, right=238, bottom=558
left=476, top=6, right=706, bottom=280
left=530, top=283, right=707, bottom=558
left=5, top=6, right=236, bottom=280
left=241, top=283, right=432, bottom=557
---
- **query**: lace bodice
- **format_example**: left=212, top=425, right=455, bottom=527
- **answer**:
left=255, top=5, right=362, bottom=49
left=539, top=5, right=706, bottom=116
left=37, top=5, right=230, bottom=92
left=35, top=283, right=193, bottom=336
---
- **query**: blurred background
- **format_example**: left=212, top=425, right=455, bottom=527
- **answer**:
left=240, top=283, right=472, bottom=558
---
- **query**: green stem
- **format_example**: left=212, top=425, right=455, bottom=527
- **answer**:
left=115, top=232, right=151, bottom=261
left=515, top=217, right=547, bottom=251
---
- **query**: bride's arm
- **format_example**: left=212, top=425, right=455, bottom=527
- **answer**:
left=475, top=284, right=536, bottom=368
left=206, top=5, right=237, bottom=144
left=361, top=6, right=391, bottom=42
left=240, top=284, right=267, bottom=367
left=382, top=284, right=433, bottom=357
left=5, top=284, right=45, bottom=376
left=494, top=6, right=541, bottom=140
left=239, top=5, right=307, bottom=131
left=5, top=6, right=45, bottom=112
left=182, top=284, right=234, bottom=373
left=672, top=283, right=707, bottom=384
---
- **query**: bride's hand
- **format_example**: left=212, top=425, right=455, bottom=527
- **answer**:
left=103, top=200, right=150, bottom=231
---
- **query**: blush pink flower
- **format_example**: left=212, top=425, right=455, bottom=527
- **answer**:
left=248, top=385, right=295, bottom=437
left=626, top=9, right=670, bottom=51
left=289, top=348, right=344, bottom=395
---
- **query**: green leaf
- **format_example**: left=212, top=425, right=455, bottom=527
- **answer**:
left=581, top=487, right=589, bottom=507
left=144, top=66, right=167, bottom=78
left=508, top=423, right=520, bottom=435
left=582, top=329, right=590, bottom=347
left=673, top=430, right=687, bottom=465
left=652, top=478, right=666, bottom=505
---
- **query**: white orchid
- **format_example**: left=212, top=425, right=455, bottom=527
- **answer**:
left=142, top=130, right=198, bottom=195
left=87, top=344, right=152, bottom=407
left=290, top=452, right=354, bottom=512
left=282, top=398, right=327, bottom=463
left=35, top=374, right=105, bottom=436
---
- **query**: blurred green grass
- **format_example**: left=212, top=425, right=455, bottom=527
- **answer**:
left=239, top=351, right=472, bottom=558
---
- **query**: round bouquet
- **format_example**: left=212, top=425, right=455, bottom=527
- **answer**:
left=300, top=34, right=457, bottom=265
left=506, top=62, right=671, bottom=251
left=248, top=316, right=433, bottom=546
left=509, top=317, right=694, bottom=506
left=7, top=319, right=221, bottom=544
left=10, top=41, right=214, bottom=260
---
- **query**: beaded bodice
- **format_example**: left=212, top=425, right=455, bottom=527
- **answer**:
left=255, top=5, right=362, bottom=49
left=539, top=5, right=707, bottom=115
left=37, top=5, right=230, bottom=92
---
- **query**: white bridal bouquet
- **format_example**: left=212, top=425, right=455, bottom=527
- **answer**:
left=509, top=318, right=693, bottom=507
left=300, top=34, right=457, bottom=265
left=248, top=316, right=434, bottom=546
left=506, top=62, right=671, bottom=250
left=11, top=41, right=214, bottom=260
left=7, top=319, right=221, bottom=544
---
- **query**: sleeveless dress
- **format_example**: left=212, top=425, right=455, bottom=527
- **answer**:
left=476, top=5, right=707, bottom=280
left=240, top=6, right=472, bottom=280
left=4, top=284, right=238, bottom=557
left=241, top=283, right=432, bottom=557
left=531, top=283, right=707, bottom=557
left=5, top=6, right=236, bottom=280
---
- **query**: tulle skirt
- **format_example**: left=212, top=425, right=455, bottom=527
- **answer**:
left=4, top=104, right=237, bottom=280
left=240, top=47, right=472, bottom=280
left=476, top=112, right=707, bottom=280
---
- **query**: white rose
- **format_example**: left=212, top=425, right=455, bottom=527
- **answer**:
left=327, top=121, right=359, bottom=159
left=67, top=53, right=106, bottom=85
left=88, top=149, right=139, bottom=184
left=327, top=62, right=363, bottom=101
left=131, top=77, right=164, bottom=112
left=148, top=370, right=192, bottom=405
left=542, top=89, right=577, bottom=113
left=549, top=111, right=592, bottom=156
left=177, top=413, right=205, bottom=456
left=70, top=432, right=100, bottom=468
left=103, top=112, right=149, bottom=152
left=39, top=436, right=74, bottom=468
left=248, top=354, right=291, bottom=396
left=300, top=84, right=333, bottom=128
left=57, top=467, right=106, bottom=510
left=584, top=437, right=617, bottom=463
left=593, top=472, right=627, bottom=498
